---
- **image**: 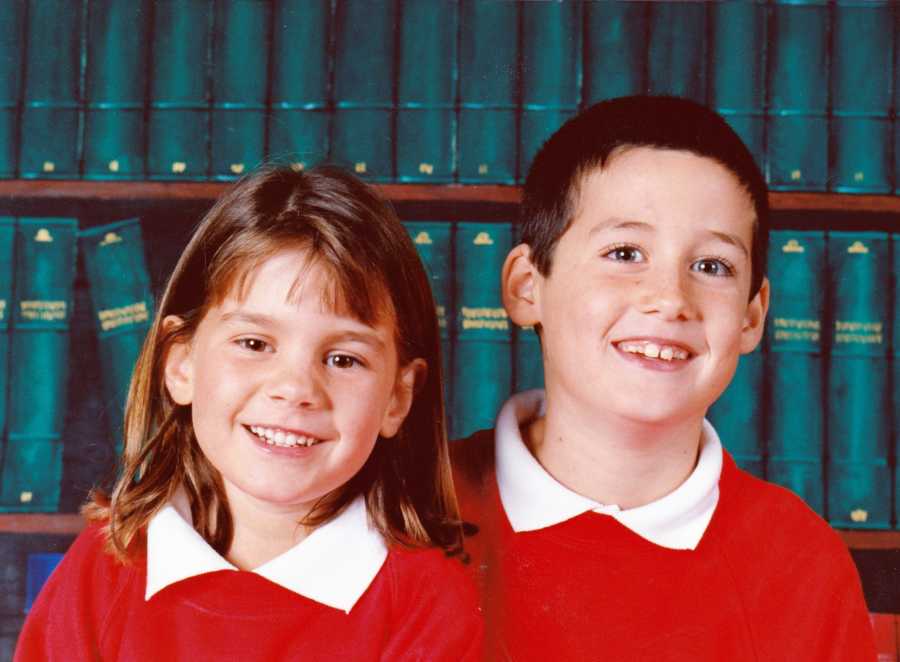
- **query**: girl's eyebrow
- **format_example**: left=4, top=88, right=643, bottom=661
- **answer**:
left=219, top=311, right=272, bottom=326
left=219, top=310, right=387, bottom=349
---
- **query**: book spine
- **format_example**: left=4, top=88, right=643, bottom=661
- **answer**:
left=831, top=1, right=893, bottom=193
left=458, top=0, right=517, bottom=184
left=514, top=325, right=543, bottom=394
left=827, top=231, right=891, bottom=529
left=147, top=0, right=212, bottom=181
left=24, top=552, right=63, bottom=612
left=396, top=0, right=457, bottom=184
left=708, top=1, right=767, bottom=174
left=894, top=234, right=900, bottom=530
left=583, top=1, right=646, bottom=104
left=19, top=0, right=85, bottom=179
left=518, top=0, right=579, bottom=182
left=210, top=0, right=270, bottom=181
left=766, top=230, right=826, bottom=515
left=0, top=2, right=24, bottom=178
left=767, top=0, right=829, bottom=191
left=0, top=218, right=14, bottom=449
left=646, top=1, right=706, bottom=103
left=707, top=347, right=765, bottom=479
left=83, top=0, right=150, bottom=180
left=452, top=222, right=512, bottom=439
left=0, top=218, right=77, bottom=512
left=332, top=0, right=396, bottom=182
left=405, top=221, right=454, bottom=413
left=79, top=218, right=153, bottom=451
left=268, top=0, right=331, bottom=173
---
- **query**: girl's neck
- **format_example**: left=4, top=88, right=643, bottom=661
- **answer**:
left=221, top=487, right=313, bottom=570
left=526, top=397, right=704, bottom=511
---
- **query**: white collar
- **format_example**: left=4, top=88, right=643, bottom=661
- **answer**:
left=145, top=493, right=387, bottom=613
left=495, top=390, right=722, bottom=550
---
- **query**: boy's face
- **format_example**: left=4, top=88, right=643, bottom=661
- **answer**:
left=505, top=146, right=768, bottom=426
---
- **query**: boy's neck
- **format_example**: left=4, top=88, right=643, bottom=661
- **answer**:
left=524, top=397, right=705, bottom=511
left=222, top=488, right=312, bottom=570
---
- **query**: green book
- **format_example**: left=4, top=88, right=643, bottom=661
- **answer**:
left=766, top=231, right=826, bottom=515
left=514, top=325, right=543, bottom=393
left=893, top=235, right=900, bottom=529
left=827, top=231, right=891, bottom=529
left=709, top=1, right=767, bottom=173
left=83, top=0, right=150, bottom=180
left=0, top=218, right=14, bottom=447
left=0, top=219, right=77, bottom=512
left=0, top=2, right=24, bottom=178
left=707, top=348, right=764, bottom=479
left=831, top=1, right=892, bottom=193
left=458, top=0, right=517, bottom=184
left=518, top=0, right=579, bottom=182
left=396, top=0, right=457, bottom=183
left=79, top=219, right=153, bottom=450
left=767, top=0, right=829, bottom=191
left=268, top=0, right=331, bottom=173
left=452, top=222, right=512, bottom=439
left=405, top=221, right=453, bottom=413
left=19, top=0, right=84, bottom=179
left=646, top=2, right=706, bottom=103
left=147, top=0, right=212, bottom=181
left=583, top=1, right=646, bottom=104
left=211, top=0, right=270, bottom=181
left=332, top=0, right=395, bottom=183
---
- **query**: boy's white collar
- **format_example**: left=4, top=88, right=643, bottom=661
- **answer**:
left=495, top=390, right=722, bottom=550
left=145, top=493, right=387, bottom=613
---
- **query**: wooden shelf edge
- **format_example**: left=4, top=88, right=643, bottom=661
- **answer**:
left=838, top=529, right=900, bottom=551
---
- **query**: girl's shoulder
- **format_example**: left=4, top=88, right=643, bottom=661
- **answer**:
left=382, top=545, right=480, bottom=611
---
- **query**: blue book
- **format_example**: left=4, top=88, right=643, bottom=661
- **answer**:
left=0, top=218, right=14, bottom=455
left=583, top=1, right=646, bottom=104
left=893, top=234, right=900, bottom=529
left=0, top=2, right=24, bottom=178
left=647, top=2, right=706, bottom=103
left=24, top=553, right=63, bottom=613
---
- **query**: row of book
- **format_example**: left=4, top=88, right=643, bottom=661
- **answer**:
left=1, top=0, right=898, bottom=191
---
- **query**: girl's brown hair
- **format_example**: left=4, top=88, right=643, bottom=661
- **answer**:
left=85, top=166, right=464, bottom=560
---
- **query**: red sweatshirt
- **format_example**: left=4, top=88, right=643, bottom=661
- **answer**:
left=452, top=427, right=877, bottom=661
left=15, top=524, right=483, bottom=661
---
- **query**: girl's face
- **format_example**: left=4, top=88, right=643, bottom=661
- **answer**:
left=163, top=247, right=421, bottom=518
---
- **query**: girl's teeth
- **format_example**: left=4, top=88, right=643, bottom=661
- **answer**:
left=660, top=347, right=674, bottom=361
left=250, top=426, right=319, bottom=447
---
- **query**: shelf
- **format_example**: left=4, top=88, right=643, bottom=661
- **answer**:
left=0, top=180, right=897, bottom=213
left=1, top=513, right=900, bottom=550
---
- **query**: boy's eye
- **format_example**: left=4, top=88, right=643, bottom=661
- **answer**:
left=692, top=258, right=734, bottom=278
left=326, top=353, right=361, bottom=369
left=236, top=337, right=271, bottom=352
left=603, top=244, right=644, bottom=263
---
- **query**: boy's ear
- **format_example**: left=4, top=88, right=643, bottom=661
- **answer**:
left=740, top=277, right=770, bottom=354
left=162, top=315, right=194, bottom=406
left=502, top=243, right=541, bottom=327
left=380, top=358, right=427, bottom=438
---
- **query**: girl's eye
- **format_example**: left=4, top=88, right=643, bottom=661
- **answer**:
left=326, top=353, right=361, bottom=369
left=236, top=337, right=271, bottom=352
left=692, top=258, right=734, bottom=278
left=603, top=245, right=644, bottom=263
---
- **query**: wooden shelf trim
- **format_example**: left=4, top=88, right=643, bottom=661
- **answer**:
left=0, top=180, right=897, bottom=212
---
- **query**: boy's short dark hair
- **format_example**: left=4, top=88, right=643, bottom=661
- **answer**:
left=520, top=95, right=769, bottom=298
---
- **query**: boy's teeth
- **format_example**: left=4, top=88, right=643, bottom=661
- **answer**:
left=619, top=341, right=688, bottom=361
left=249, top=425, right=320, bottom=447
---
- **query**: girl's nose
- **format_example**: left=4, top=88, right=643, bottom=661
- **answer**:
left=265, top=364, right=326, bottom=409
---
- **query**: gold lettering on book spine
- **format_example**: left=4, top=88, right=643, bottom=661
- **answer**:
left=773, top=317, right=820, bottom=342
left=781, top=239, right=805, bottom=254
left=0, top=299, right=5, bottom=321
left=460, top=306, right=508, bottom=331
left=847, top=241, right=869, bottom=255
left=20, top=300, right=66, bottom=321
left=97, top=301, right=150, bottom=332
left=414, top=231, right=433, bottom=245
left=834, top=320, right=883, bottom=345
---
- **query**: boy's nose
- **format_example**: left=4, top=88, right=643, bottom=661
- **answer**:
left=265, top=364, right=327, bottom=409
left=636, top=270, right=698, bottom=321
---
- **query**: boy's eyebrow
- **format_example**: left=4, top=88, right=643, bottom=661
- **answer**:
left=588, top=219, right=749, bottom=258
left=706, top=230, right=749, bottom=259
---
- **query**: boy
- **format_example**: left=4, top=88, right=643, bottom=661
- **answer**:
left=451, top=96, right=875, bottom=660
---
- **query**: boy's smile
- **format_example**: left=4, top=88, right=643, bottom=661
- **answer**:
left=507, top=146, right=769, bottom=428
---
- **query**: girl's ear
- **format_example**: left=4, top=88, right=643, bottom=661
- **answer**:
left=162, top=315, right=194, bottom=405
left=502, top=243, right=541, bottom=328
left=740, top=276, right=770, bottom=354
left=379, top=358, right=427, bottom=439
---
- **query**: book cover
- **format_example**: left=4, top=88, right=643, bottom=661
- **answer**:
left=83, top=0, right=151, bottom=180
left=0, top=218, right=13, bottom=448
left=396, top=0, right=457, bottom=183
left=514, top=325, right=543, bottom=394
left=766, top=231, right=826, bottom=515
left=210, top=0, right=270, bottom=181
left=0, top=219, right=77, bottom=512
left=0, top=2, right=24, bottom=178
left=709, top=1, right=767, bottom=173
left=767, top=0, right=829, bottom=191
left=147, top=0, right=212, bottom=181
left=827, top=231, right=891, bottom=529
left=405, top=221, right=453, bottom=411
left=79, top=218, right=153, bottom=451
left=458, top=0, right=517, bottom=184
left=895, top=234, right=900, bottom=530
left=452, top=222, right=512, bottom=439
left=707, top=347, right=765, bottom=479
left=518, top=0, right=579, bottom=182
left=583, top=1, right=646, bottom=104
left=647, top=1, right=706, bottom=103
left=19, top=0, right=84, bottom=179
left=332, top=0, right=395, bottom=183
left=831, top=1, right=892, bottom=194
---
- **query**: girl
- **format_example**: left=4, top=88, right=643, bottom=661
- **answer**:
left=16, top=167, right=483, bottom=661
